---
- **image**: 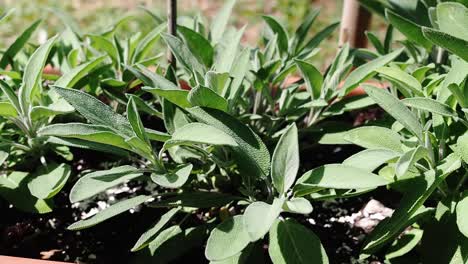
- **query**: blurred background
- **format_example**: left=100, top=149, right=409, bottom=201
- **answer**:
left=0, top=0, right=347, bottom=65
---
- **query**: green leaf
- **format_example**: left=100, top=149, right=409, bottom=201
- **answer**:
left=363, top=154, right=461, bottom=253
left=205, top=215, right=251, bottom=261
left=30, top=99, right=74, bottom=120
left=162, top=33, right=205, bottom=76
left=363, top=85, right=423, bottom=140
left=52, top=86, right=134, bottom=136
left=340, top=48, right=403, bottom=96
left=147, top=225, right=183, bottom=254
left=88, top=34, right=119, bottom=64
left=0, top=19, right=41, bottom=69
left=204, top=71, right=230, bottom=95
left=187, top=107, right=270, bottom=179
left=0, top=9, right=14, bottom=24
left=28, top=163, right=71, bottom=199
left=243, top=198, right=283, bottom=242
left=151, top=164, right=193, bottom=188
left=456, top=195, right=468, bottom=237
left=210, top=0, right=236, bottom=44
left=385, top=228, right=423, bottom=260
left=295, top=164, right=390, bottom=191
left=385, top=9, right=432, bottom=50
left=0, top=80, right=20, bottom=112
left=134, top=23, right=165, bottom=62
left=69, top=165, right=142, bottom=203
left=131, top=207, right=180, bottom=251
left=395, top=146, right=428, bottom=177
left=297, top=22, right=340, bottom=59
left=127, top=95, right=149, bottom=144
left=437, top=2, right=468, bottom=41
left=457, top=133, right=468, bottom=164
left=343, top=149, right=399, bottom=172
left=402, top=97, right=457, bottom=117
left=271, top=123, right=299, bottom=194
left=188, top=85, right=228, bottom=112
left=422, top=27, right=468, bottom=62
left=19, top=35, right=58, bottom=113
left=150, top=192, right=240, bottom=208
left=55, top=55, right=107, bottom=87
left=291, top=9, right=320, bottom=53
left=375, top=66, right=422, bottom=95
left=39, top=123, right=133, bottom=151
left=282, top=197, right=313, bottom=215
left=0, top=102, right=18, bottom=117
left=295, top=59, right=323, bottom=100
left=0, top=171, right=52, bottom=214
left=68, top=195, right=149, bottom=230
left=178, top=26, right=213, bottom=67
left=344, top=126, right=403, bottom=152
left=269, top=218, right=328, bottom=264
left=262, top=15, right=289, bottom=54
left=164, top=122, right=237, bottom=149
left=213, top=26, right=245, bottom=73
left=143, top=86, right=191, bottom=109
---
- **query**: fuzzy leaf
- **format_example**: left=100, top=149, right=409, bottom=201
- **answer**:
left=68, top=195, right=149, bottom=230
left=271, top=123, right=299, bottom=194
left=69, top=165, right=142, bottom=203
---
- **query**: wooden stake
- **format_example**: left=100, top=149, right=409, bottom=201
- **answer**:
left=167, top=0, right=177, bottom=68
left=339, top=0, right=372, bottom=48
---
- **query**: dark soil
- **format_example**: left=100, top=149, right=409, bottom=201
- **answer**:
left=0, top=110, right=398, bottom=264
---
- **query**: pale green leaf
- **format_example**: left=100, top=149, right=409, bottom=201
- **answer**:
left=69, top=165, right=142, bottom=203
left=205, top=215, right=251, bottom=261
left=344, top=126, right=403, bottom=152
left=363, top=85, right=423, bottom=140
left=271, top=123, right=299, bottom=194
left=283, top=197, right=313, bottom=215
left=243, top=198, right=283, bottom=242
left=188, top=85, right=228, bottom=112
left=456, top=195, right=468, bottom=238
left=269, top=219, right=328, bottom=264
left=210, top=0, right=236, bottom=45
left=131, top=207, right=180, bottom=251
left=28, top=163, right=71, bottom=199
left=68, top=195, right=149, bottom=230
left=340, top=48, right=403, bottom=96
left=151, top=164, right=193, bottom=188
left=402, top=97, right=457, bottom=117
left=55, top=55, right=107, bottom=87
left=343, top=149, right=399, bottom=172
left=395, top=146, right=428, bottom=177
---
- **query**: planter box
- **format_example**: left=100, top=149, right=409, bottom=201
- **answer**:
left=0, top=256, right=72, bottom=264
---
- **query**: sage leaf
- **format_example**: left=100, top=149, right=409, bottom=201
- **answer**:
left=395, top=146, right=428, bottom=177
left=422, top=27, right=468, bottom=62
left=164, top=123, right=237, bottom=149
left=283, top=197, right=313, bottom=215
left=385, top=9, right=431, bottom=50
left=343, top=149, right=399, bottom=172
left=19, top=35, right=58, bottom=113
left=68, top=195, right=149, bottom=230
left=269, top=218, right=329, bottom=264
left=295, top=164, right=390, bottom=191
left=205, top=215, right=251, bottom=261
left=188, top=85, right=228, bottom=112
left=363, top=85, right=423, bottom=140
left=28, top=163, right=71, bottom=199
left=52, top=86, right=134, bottom=137
left=151, top=164, right=193, bottom=188
left=271, top=123, right=299, bottom=194
left=295, top=59, right=323, bottom=100
left=243, top=198, right=284, bottom=242
left=187, top=107, right=270, bottom=179
left=69, top=165, right=142, bottom=203
left=131, top=207, right=180, bottom=251
left=344, top=126, right=403, bottom=152
left=0, top=19, right=42, bottom=69
left=210, top=0, right=236, bottom=45
left=402, top=97, right=457, bottom=118
left=456, top=195, right=468, bottom=238
left=340, top=48, right=403, bottom=96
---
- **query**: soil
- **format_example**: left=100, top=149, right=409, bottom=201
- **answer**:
left=0, top=110, right=397, bottom=264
